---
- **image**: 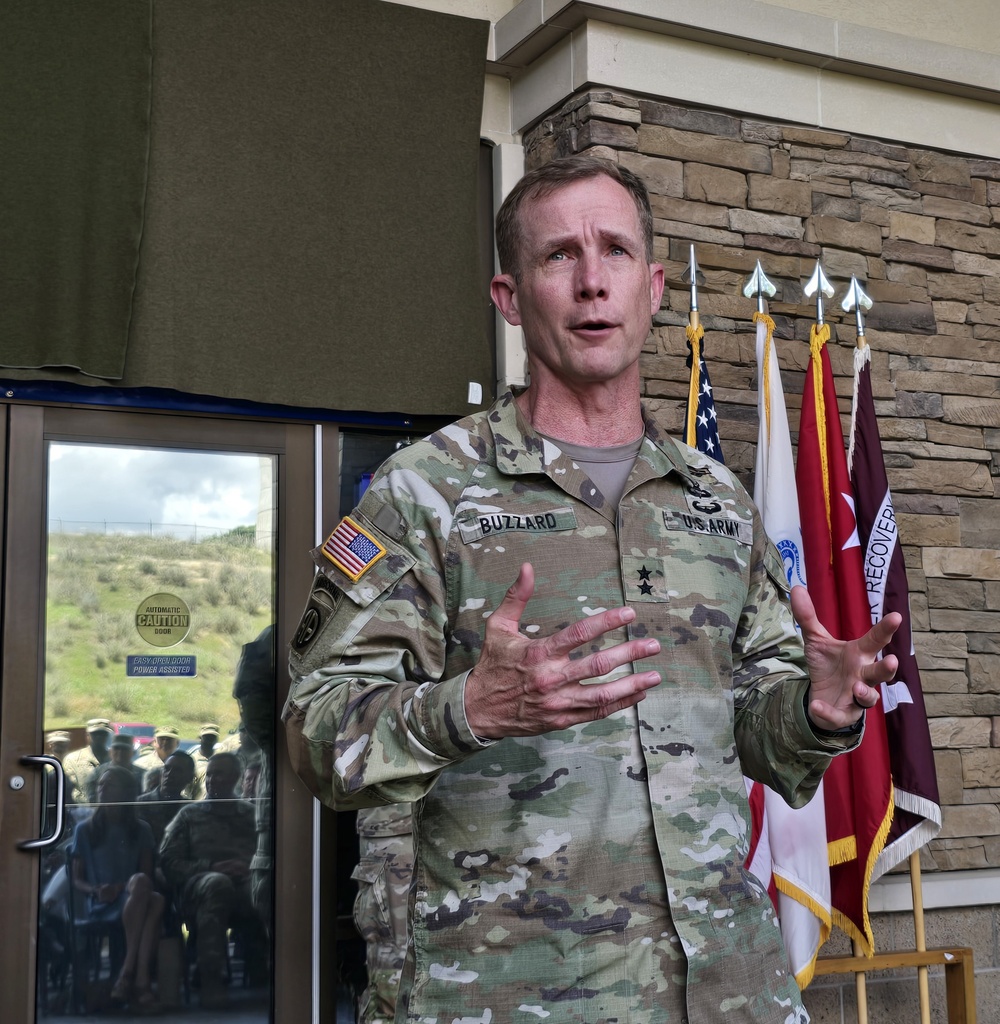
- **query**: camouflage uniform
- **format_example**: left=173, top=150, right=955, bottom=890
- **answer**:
left=136, top=786, right=190, bottom=848
left=160, top=796, right=267, bottom=985
left=190, top=750, right=210, bottom=800
left=61, top=746, right=107, bottom=805
left=285, top=391, right=862, bottom=1024
left=353, top=804, right=414, bottom=1024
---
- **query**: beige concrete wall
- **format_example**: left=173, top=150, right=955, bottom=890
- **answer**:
left=764, top=0, right=1000, bottom=55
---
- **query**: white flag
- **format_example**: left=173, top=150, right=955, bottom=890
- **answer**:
left=752, top=311, right=831, bottom=988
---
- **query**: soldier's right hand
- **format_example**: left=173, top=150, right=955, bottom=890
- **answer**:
left=464, top=562, right=661, bottom=740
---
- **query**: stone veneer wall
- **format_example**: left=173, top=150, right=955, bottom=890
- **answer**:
left=522, top=89, right=1000, bottom=1021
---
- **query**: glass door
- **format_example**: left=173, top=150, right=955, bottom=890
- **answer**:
left=0, top=404, right=317, bottom=1023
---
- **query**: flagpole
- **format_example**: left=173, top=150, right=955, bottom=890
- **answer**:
left=910, top=852, right=932, bottom=1024
left=842, top=273, right=874, bottom=1023
left=851, top=939, right=870, bottom=1024
left=842, top=275, right=932, bottom=1024
left=683, top=245, right=704, bottom=448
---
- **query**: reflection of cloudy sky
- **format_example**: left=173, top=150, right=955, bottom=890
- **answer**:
left=48, top=445, right=267, bottom=538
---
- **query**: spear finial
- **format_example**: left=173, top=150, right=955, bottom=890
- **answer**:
left=742, top=260, right=776, bottom=315
left=841, top=275, right=873, bottom=347
left=681, top=243, right=705, bottom=330
left=803, top=260, right=835, bottom=326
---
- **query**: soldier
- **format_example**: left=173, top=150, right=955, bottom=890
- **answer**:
left=189, top=723, right=220, bottom=800
left=137, top=750, right=196, bottom=848
left=352, top=804, right=413, bottom=1024
left=133, top=725, right=180, bottom=771
left=284, top=155, right=900, bottom=1023
left=44, top=730, right=71, bottom=761
left=160, top=752, right=267, bottom=1009
left=93, top=734, right=146, bottom=797
left=62, top=718, right=113, bottom=804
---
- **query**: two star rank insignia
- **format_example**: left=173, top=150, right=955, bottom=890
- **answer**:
left=637, top=564, right=654, bottom=596
left=622, top=556, right=666, bottom=602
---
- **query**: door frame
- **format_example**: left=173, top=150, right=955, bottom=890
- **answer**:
left=0, top=400, right=320, bottom=1022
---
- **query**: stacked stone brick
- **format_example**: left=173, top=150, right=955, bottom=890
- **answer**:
left=524, top=91, right=1000, bottom=1014
left=525, top=91, right=1000, bottom=880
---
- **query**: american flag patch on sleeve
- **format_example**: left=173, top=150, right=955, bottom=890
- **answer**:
left=320, top=516, right=387, bottom=581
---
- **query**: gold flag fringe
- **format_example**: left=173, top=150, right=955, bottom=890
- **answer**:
left=685, top=322, right=705, bottom=449
left=808, top=322, right=833, bottom=559
left=829, top=780, right=896, bottom=958
left=753, top=311, right=776, bottom=443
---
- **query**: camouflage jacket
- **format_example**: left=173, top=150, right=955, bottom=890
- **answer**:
left=285, top=391, right=860, bottom=1024
left=62, top=746, right=106, bottom=805
left=159, top=797, right=256, bottom=893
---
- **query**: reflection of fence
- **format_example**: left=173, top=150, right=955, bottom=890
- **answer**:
left=49, top=520, right=234, bottom=541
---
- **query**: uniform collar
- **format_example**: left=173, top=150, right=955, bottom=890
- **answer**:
left=485, top=391, right=698, bottom=516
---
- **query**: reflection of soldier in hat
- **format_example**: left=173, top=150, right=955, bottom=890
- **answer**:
left=45, top=730, right=71, bottom=762
left=94, top=734, right=147, bottom=796
left=134, top=726, right=180, bottom=769
left=190, top=723, right=220, bottom=800
left=135, top=726, right=194, bottom=798
left=62, top=719, right=113, bottom=804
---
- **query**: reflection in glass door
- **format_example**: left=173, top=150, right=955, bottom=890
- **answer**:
left=38, top=443, right=276, bottom=1021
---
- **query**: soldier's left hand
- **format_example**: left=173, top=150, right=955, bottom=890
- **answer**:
left=790, top=585, right=901, bottom=732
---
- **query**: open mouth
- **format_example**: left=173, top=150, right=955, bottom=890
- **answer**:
left=574, top=320, right=615, bottom=332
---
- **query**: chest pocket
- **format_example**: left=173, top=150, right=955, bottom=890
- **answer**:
left=620, top=488, right=753, bottom=610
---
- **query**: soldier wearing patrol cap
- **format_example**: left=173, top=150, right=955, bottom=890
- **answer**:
left=284, top=154, right=901, bottom=1023
left=62, top=718, right=113, bottom=804
left=134, top=725, right=180, bottom=769
left=93, top=733, right=147, bottom=797
left=44, top=730, right=71, bottom=761
left=190, top=723, right=220, bottom=800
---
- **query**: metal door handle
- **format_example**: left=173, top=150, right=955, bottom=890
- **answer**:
left=17, top=754, right=65, bottom=850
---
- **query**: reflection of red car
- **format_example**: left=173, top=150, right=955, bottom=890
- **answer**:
left=112, top=723, right=156, bottom=749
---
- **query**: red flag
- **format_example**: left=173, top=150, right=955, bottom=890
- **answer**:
left=795, top=323, right=893, bottom=955
left=849, top=342, right=941, bottom=875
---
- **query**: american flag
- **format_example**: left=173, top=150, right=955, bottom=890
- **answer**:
left=321, top=516, right=386, bottom=580
left=685, top=327, right=725, bottom=464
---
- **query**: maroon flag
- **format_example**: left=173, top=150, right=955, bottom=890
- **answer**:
left=796, top=323, right=894, bottom=955
left=849, top=343, right=941, bottom=874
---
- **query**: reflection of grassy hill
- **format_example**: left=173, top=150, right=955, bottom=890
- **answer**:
left=45, top=530, right=272, bottom=738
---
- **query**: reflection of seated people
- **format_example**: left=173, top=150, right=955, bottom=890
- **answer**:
left=190, top=723, right=220, bottom=800
left=62, top=719, right=113, bottom=804
left=137, top=751, right=196, bottom=848
left=69, top=765, right=164, bottom=1011
left=93, top=734, right=146, bottom=796
left=159, top=752, right=266, bottom=1009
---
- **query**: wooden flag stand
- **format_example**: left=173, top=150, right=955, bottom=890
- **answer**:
left=813, top=853, right=976, bottom=1023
